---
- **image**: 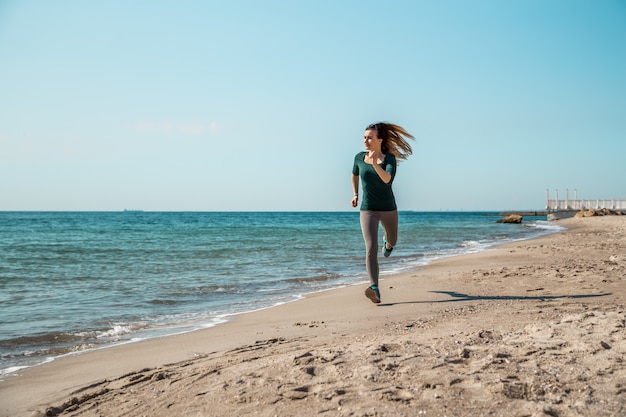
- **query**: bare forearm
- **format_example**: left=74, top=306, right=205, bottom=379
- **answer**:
left=372, top=164, right=392, bottom=184
left=351, top=175, right=359, bottom=207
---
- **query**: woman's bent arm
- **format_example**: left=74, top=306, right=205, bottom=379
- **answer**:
left=371, top=163, right=392, bottom=184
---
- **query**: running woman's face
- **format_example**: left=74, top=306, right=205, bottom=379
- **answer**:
left=363, top=128, right=382, bottom=151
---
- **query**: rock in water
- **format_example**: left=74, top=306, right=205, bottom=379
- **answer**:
left=497, top=214, right=523, bottom=224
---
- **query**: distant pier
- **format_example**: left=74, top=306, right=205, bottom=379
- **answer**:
left=546, top=189, right=626, bottom=211
left=497, top=189, right=626, bottom=219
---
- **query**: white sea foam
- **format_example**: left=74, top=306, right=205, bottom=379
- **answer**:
left=459, top=240, right=492, bottom=253
left=0, top=365, right=30, bottom=378
left=525, top=220, right=566, bottom=231
left=96, top=324, right=133, bottom=339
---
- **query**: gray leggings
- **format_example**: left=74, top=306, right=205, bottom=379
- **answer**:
left=359, top=210, right=398, bottom=287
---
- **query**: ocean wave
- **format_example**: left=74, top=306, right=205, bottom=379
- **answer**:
left=524, top=220, right=566, bottom=231
left=457, top=240, right=492, bottom=253
left=192, top=284, right=245, bottom=294
left=283, top=272, right=343, bottom=285
left=94, top=324, right=134, bottom=339
left=0, top=331, right=87, bottom=350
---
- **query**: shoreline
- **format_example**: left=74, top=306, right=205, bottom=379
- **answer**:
left=1, top=216, right=624, bottom=416
left=0, top=218, right=562, bottom=380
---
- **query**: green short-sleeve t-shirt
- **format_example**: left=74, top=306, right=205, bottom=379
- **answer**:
left=352, top=151, right=397, bottom=211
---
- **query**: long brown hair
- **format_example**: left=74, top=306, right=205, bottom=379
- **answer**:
left=366, top=122, right=414, bottom=163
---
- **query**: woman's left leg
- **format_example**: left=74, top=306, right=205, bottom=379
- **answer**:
left=380, top=210, right=399, bottom=249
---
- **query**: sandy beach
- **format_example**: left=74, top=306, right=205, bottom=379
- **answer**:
left=1, top=216, right=624, bottom=417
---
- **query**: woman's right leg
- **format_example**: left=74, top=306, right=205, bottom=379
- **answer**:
left=360, top=210, right=380, bottom=287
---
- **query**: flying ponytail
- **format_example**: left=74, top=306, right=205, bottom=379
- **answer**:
left=366, top=122, right=414, bottom=163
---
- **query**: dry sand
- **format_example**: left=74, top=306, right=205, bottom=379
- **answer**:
left=1, top=216, right=625, bottom=417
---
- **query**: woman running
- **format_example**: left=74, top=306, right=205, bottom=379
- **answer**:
left=351, top=122, right=414, bottom=304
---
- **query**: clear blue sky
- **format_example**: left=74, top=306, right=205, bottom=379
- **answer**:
left=1, top=0, right=624, bottom=211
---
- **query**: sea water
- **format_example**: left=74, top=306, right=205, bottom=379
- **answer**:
left=0, top=211, right=563, bottom=378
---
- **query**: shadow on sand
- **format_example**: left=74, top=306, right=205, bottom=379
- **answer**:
left=378, top=290, right=612, bottom=307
